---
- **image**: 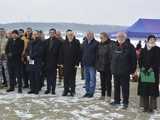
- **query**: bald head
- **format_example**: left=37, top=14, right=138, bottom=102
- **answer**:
left=116, top=32, right=127, bottom=44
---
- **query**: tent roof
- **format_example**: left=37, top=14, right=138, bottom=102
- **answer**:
left=110, top=18, right=160, bottom=38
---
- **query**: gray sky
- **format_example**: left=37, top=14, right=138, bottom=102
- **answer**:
left=0, top=0, right=159, bottom=25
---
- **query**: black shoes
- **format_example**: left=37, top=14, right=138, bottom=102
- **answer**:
left=34, top=91, right=39, bottom=95
left=62, top=91, right=68, bottom=96
left=6, top=88, right=14, bottom=92
left=44, top=90, right=50, bottom=94
left=83, top=93, right=89, bottom=97
left=70, top=92, right=75, bottom=97
left=44, top=89, right=56, bottom=95
left=28, top=91, right=39, bottom=95
left=7, top=88, right=22, bottom=93
left=110, top=101, right=128, bottom=109
left=52, top=91, right=56, bottom=95
left=143, top=108, right=154, bottom=113
left=62, top=91, right=75, bottom=97
left=83, top=93, right=94, bottom=98
left=110, top=101, right=121, bottom=106
left=23, top=85, right=29, bottom=89
left=28, top=91, right=35, bottom=94
left=88, top=94, right=94, bottom=98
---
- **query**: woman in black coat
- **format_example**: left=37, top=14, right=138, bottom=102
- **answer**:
left=96, top=32, right=112, bottom=101
left=59, top=30, right=81, bottom=96
left=138, top=35, right=160, bottom=112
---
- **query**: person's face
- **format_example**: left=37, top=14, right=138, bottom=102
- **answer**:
left=12, top=33, right=18, bottom=39
left=56, top=31, right=61, bottom=38
left=49, top=30, right=56, bottom=38
left=100, top=34, right=107, bottom=43
left=116, top=33, right=126, bottom=44
left=40, top=33, right=45, bottom=39
left=67, top=32, right=74, bottom=41
left=148, top=38, right=156, bottom=44
left=27, top=28, right=32, bottom=34
left=37, top=32, right=41, bottom=38
left=0, top=31, right=6, bottom=37
left=19, top=31, right=24, bottom=37
left=86, top=32, right=94, bottom=41
left=32, top=32, right=38, bottom=40
left=7, top=32, right=12, bottom=39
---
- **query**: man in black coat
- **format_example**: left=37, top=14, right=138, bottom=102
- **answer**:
left=59, top=29, right=81, bottom=96
left=5, top=30, right=24, bottom=93
left=44, top=28, right=62, bottom=95
left=110, top=32, right=137, bottom=109
left=27, top=31, right=43, bottom=95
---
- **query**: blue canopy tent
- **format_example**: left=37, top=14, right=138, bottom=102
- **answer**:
left=110, top=18, right=160, bottom=38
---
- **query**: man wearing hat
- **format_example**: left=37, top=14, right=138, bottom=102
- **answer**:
left=5, top=30, right=24, bottom=93
left=0, top=28, right=8, bottom=87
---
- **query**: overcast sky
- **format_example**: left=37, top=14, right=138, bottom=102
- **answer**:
left=0, top=0, right=159, bottom=25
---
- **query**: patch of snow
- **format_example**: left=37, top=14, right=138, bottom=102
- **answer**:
left=15, top=110, right=33, bottom=119
left=107, top=113, right=124, bottom=119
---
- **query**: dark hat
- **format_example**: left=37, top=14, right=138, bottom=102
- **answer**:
left=147, top=35, right=156, bottom=41
left=12, top=30, right=19, bottom=35
left=49, top=28, right=56, bottom=32
left=19, top=29, right=24, bottom=33
left=66, top=29, right=72, bottom=32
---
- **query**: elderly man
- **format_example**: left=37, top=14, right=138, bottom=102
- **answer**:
left=0, top=28, right=8, bottom=87
left=82, top=32, right=98, bottom=98
left=59, top=29, right=81, bottom=96
left=110, top=32, right=137, bottom=109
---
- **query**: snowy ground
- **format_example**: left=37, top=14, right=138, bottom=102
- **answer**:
left=0, top=69, right=159, bottom=120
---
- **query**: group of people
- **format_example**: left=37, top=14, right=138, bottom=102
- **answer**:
left=0, top=27, right=159, bottom=112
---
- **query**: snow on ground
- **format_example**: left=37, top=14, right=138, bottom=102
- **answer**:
left=0, top=69, right=159, bottom=120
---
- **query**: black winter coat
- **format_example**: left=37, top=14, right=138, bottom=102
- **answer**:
left=82, top=39, right=98, bottom=67
left=5, top=38, right=24, bottom=65
left=44, top=38, right=62, bottom=71
left=26, top=39, right=43, bottom=71
left=59, top=38, right=81, bottom=69
left=96, top=40, right=112, bottom=72
left=138, top=46, right=160, bottom=97
left=110, top=41, right=137, bottom=75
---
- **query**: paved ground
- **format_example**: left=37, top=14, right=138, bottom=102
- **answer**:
left=0, top=69, right=159, bottom=120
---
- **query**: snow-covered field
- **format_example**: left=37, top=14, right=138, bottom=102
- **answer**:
left=0, top=69, right=159, bottom=120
